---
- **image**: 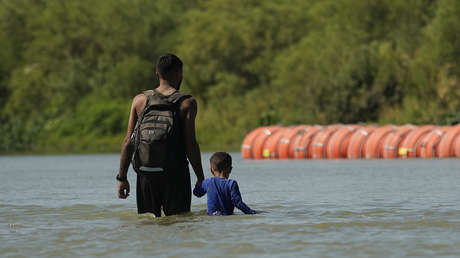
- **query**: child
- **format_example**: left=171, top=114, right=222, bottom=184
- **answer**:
left=193, top=152, right=257, bottom=216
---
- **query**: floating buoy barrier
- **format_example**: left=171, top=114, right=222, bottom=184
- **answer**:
left=278, top=125, right=310, bottom=159
left=241, top=124, right=460, bottom=159
left=364, top=125, right=396, bottom=159
left=346, top=126, right=376, bottom=159
left=293, top=125, right=322, bottom=159
left=382, top=125, right=415, bottom=159
left=418, top=127, right=450, bottom=158
left=437, top=125, right=460, bottom=158
left=399, top=125, right=435, bottom=158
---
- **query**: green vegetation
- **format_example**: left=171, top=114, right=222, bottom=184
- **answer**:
left=0, top=0, right=459, bottom=154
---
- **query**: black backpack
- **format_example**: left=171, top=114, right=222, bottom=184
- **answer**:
left=131, top=89, right=191, bottom=173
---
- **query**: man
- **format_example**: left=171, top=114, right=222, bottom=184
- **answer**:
left=116, top=53, right=205, bottom=217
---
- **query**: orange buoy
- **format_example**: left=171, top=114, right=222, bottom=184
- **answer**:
left=251, top=126, right=282, bottom=159
left=364, top=125, right=396, bottom=159
left=262, top=128, right=289, bottom=159
left=311, top=125, right=342, bottom=159
left=454, top=134, right=460, bottom=158
left=293, top=126, right=323, bottom=159
left=290, top=132, right=308, bottom=159
left=241, top=127, right=266, bottom=159
left=278, top=125, right=310, bottom=159
left=276, top=127, right=293, bottom=159
left=340, top=125, right=365, bottom=158
left=346, top=126, right=377, bottom=159
left=437, top=124, right=460, bottom=158
left=399, top=125, right=435, bottom=158
left=382, top=125, right=416, bottom=159
left=434, top=127, right=453, bottom=157
left=419, top=127, right=450, bottom=158
left=326, top=125, right=361, bottom=159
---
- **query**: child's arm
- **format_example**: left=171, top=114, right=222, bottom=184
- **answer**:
left=230, top=181, right=256, bottom=214
left=193, top=179, right=208, bottom=197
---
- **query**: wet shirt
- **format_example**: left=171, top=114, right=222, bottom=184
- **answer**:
left=193, top=177, right=256, bottom=216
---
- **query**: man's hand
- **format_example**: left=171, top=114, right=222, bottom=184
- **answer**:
left=195, top=177, right=204, bottom=188
left=117, top=181, right=130, bottom=199
left=193, top=179, right=206, bottom=198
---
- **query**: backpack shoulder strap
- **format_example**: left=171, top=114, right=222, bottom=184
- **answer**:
left=144, top=89, right=170, bottom=107
left=144, top=89, right=191, bottom=107
left=167, top=91, right=192, bottom=104
left=135, top=90, right=153, bottom=119
left=131, top=90, right=158, bottom=143
left=143, top=89, right=154, bottom=97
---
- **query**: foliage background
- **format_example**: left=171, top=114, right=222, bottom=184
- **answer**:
left=0, top=0, right=459, bottom=153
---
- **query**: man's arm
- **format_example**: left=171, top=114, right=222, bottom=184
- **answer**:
left=180, top=97, right=205, bottom=185
left=117, top=94, right=146, bottom=199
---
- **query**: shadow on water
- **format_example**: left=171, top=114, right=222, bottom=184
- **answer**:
left=136, top=210, right=208, bottom=226
left=1, top=202, right=265, bottom=225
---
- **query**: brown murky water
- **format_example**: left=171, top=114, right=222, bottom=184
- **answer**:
left=1, top=154, right=460, bottom=257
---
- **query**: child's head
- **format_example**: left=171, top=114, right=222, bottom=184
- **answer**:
left=210, top=152, right=232, bottom=178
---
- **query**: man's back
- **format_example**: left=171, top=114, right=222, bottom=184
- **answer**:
left=116, top=53, right=205, bottom=217
left=131, top=89, right=190, bottom=173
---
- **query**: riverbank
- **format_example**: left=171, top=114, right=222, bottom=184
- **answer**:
left=0, top=134, right=241, bottom=155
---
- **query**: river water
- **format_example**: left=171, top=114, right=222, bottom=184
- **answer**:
left=1, top=153, right=459, bottom=257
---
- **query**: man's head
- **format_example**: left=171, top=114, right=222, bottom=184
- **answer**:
left=210, top=152, right=232, bottom=178
left=155, top=53, right=183, bottom=89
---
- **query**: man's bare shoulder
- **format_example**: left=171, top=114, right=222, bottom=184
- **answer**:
left=133, top=93, right=147, bottom=114
left=133, top=93, right=146, bottom=103
left=179, top=96, right=197, bottom=113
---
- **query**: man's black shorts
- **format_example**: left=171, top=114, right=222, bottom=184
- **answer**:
left=136, top=166, right=191, bottom=217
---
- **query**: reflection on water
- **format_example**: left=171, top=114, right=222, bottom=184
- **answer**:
left=1, top=154, right=460, bottom=257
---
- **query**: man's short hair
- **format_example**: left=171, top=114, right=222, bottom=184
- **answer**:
left=156, top=53, right=183, bottom=80
left=210, top=152, right=232, bottom=172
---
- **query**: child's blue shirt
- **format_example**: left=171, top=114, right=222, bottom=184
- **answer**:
left=193, top=177, right=256, bottom=216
